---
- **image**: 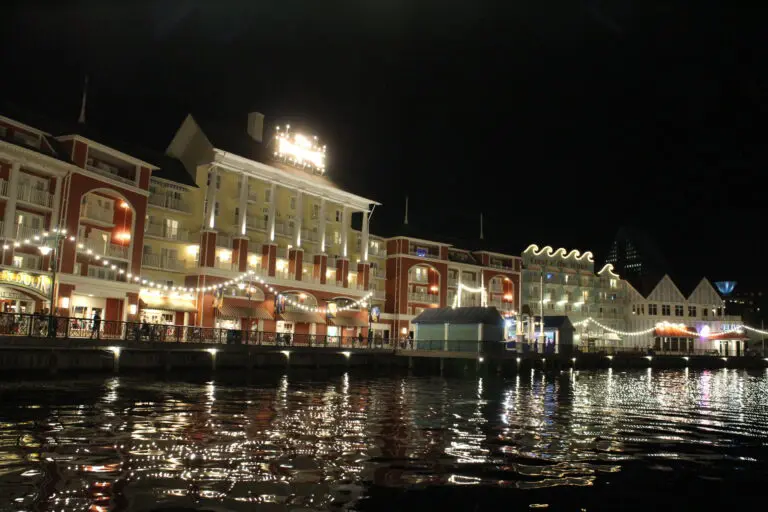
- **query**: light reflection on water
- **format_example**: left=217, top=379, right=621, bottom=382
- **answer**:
left=0, top=369, right=767, bottom=511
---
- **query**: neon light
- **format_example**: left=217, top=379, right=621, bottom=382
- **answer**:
left=523, top=244, right=594, bottom=262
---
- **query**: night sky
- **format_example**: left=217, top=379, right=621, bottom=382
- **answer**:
left=1, top=1, right=765, bottom=288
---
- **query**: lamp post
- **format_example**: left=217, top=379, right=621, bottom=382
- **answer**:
left=39, top=228, right=67, bottom=336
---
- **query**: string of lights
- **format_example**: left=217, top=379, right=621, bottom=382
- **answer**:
left=4, top=236, right=373, bottom=314
left=572, top=317, right=747, bottom=338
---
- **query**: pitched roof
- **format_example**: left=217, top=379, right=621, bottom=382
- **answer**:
left=625, top=273, right=664, bottom=298
left=412, top=307, right=503, bottom=325
left=544, top=316, right=574, bottom=330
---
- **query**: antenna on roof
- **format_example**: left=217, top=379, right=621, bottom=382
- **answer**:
left=404, top=196, right=409, bottom=225
left=77, top=75, right=89, bottom=124
left=480, top=212, right=484, bottom=240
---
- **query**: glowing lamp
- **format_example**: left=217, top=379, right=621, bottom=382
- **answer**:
left=129, top=304, right=137, bottom=315
left=59, top=297, right=70, bottom=309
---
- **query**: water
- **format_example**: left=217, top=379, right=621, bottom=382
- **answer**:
left=1, top=369, right=767, bottom=511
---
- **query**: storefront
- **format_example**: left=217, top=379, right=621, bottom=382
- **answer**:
left=139, top=291, right=197, bottom=327
left=0, top=286, right=38, bottom=314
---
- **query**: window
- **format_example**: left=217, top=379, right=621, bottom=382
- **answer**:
left=204, top=201, right=220, bottom=216
left=609, top=278, right=617, bottom=289
left=312, top=204, right=320, bottom=219
left=265, top=188, right=272, bottom=202
left=648, top=304, right=657, bottom=315
left=702, top=308, right=708, bottom=317
left=335, top=210, right=342, bottom=222
left=206, top=172, right=221, bottom=189
left=661, top=304, right=670, bottom=316
left=675, top=305, right=684, bottom=316
left=290, top=197, right=296, bottom=210
left=165, top=218, right=179, bottom=238
left=234, top=207, right=239, bottom=224
left=688, top=305, right=697, bottom=317
left=333, top=230, right=342, bottom=245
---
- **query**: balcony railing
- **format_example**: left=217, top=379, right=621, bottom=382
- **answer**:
left=15, top=225, right=43, bottom=240
left=216, top=233, right=232, bottom=248
left=408, top=292, right=439, bottom=304
left=145, top=222, right=189, bottom=242
left=142, top=254, right=188, bottom=272
left=87, top=266, right=120, bottom=281
left=81, top=205, right=114, bottom=224
left=16, top=186, right=53, bottom=208
left=86, top=164, right=136, bottom=186
left=447, top=278, right=458, bottom=287
left=82, top=238, right=130, bottom=260
left=246, top=216, right=267, bottom=231
left=373, top=268, right=386, bottom=279
left=409, top=274, right=428, bottom=284
left=148, top=194, right=191, bottom=213
left=12, top=258, right=42, bottom=271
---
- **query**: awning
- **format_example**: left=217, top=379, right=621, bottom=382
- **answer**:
left=708, top=332, right=748, bottom=341
left=280, top=311, right=326, bottom=324
left=219, top=304, right=272, bottom=320
left=139, top=297, right=197, bottom=313
left=331, top=313, right=368, bottom=327
left=654, top=326, right=696, bottom=337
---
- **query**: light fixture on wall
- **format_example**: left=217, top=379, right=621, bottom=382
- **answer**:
left=59, top=297, right=70, bottom=309
left=129, top=304, right=137, bottom=315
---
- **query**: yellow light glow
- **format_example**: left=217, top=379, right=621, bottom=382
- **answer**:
left=186, top=245, right=199, bottom=255
left=524, top=244, right=594, bottom=262
left=274, top=128, right=327, bottom=172
left=59, top=297, right=70, bottom=309
left=219, top=250, right=231, bottom=262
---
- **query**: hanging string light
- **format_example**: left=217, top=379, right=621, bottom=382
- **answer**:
left=5, top=236, right=373, bottom=313
left=572, top=317, right=746, bottom=338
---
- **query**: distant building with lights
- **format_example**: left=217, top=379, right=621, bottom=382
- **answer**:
left=604, top=226, right=671, bottom=278
left=623, top=274, right=746, bottom=355
left=520, top=244, right=626, bottom=347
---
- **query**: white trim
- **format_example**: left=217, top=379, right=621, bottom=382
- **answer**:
left=56, top=135, right=159, bottom=170
left=0, top=143, right=70, bottom=177
left=0, top=115, right=51, bottom=136
left=213, top=149, right=378, bottom=210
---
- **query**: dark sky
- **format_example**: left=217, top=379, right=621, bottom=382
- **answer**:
left=1, top=1, right=766, bottom=287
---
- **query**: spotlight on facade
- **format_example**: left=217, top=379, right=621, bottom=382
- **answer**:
left=341, top=351, right=351, bottom=359
left=478, top=357, right=484, bottom=363
left=645, top=356, right=653, bottom=361
left=205, top=348, right=218, bottom=355
left=280, top=351, right=291, bottom=358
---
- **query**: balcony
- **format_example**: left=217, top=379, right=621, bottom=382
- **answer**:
left=216, top=233, right=232, bottom=248
left=409, top=248, right=440, bottom=259
left=86, top=163, right=136, bottom=186
left=81, top=238, right=130, bottom=260
left=301, top=228, right=318, bottom=243
left=12, top=257, right=42, bottom=271
left=145, top=222, right=189, bottom=242
left=489, top=300, right=516, bottom=312
left=86, top=266, right=120, bottom=281
left=408, top=292, right=439, bottom=304
left=373, top=268, right=386, bottom=279
left=246, top=216, right=267, bottom=231
left=81, top=205, right=114, bottom=225
left=142, top=253, right=188, bottom=272
left=16, top=186, right=53, bottom=209
left=409, top=274, right=428, bottom=284
left=14, top=224, right=43, bottom=241
left=447, top=278, right=458, bottom=287
left=148, top=194, right=191, bottom=213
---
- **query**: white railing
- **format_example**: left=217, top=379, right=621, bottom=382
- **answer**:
left=12, top=258, right=41, bottom=271
left=81, top=205, right=114, bottom=224
left=214, top=258, right=234, bottom=271
left=246, top=216, right=267, bottom=231
left=145, top=222, right=189, bottom=242
left=17, top=186, right=53, bottom=208
left=87, top=266, right=119, bottom=281
left=15, top=225, right=42, bottom=240
left=142, top=254, right=187, bottom=272
left=82, top=238, right=129, bottom=259
left=327, top=257, right=337, bottom=268
left=216, top=233, right=232, bottom=248
left=409, top=274, right=428, bottom=284
left=408, top=293, right=439, bottom=304
left=301, top=229, right=318, bottom=242
left=276, top=246, right=289, bottom=259
left=142, top=253, right=161, bottom=268
left=148, top=194, right=191, bottom=213
left=448, top=278, right=458, bottom=287
left=86, top=164, right=135, bottom=186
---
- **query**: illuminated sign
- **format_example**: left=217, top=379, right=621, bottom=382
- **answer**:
left=273, top=125, right=327, bottom=173
left=0, top=270, right=51, bottom=296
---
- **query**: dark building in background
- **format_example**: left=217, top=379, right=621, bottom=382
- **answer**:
left=717, top=281, right=767, bottom=327
left=604, top=226, right=671, bottom=278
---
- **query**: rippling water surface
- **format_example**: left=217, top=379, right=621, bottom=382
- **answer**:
left=1, top=369, right=767, bottom=511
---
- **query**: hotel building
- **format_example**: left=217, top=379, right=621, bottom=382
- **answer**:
left=521, top=244, right=626, bottom=346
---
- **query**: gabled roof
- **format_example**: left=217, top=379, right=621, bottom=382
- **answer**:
left=625, top=273, right=664, bottom=298
left=688, top=278, right=724, bottom=305
left=544, top=316, right=574, bottom=330
left=412, top=307, right=503, bottom=325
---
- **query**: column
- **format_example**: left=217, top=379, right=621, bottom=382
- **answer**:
left=357, top=261, right=370, bottom=291
left=314, top=254, right=328, bottom=284
left=267, top=183, right=277, bottom=242
left=49, top=176, right=62, bottom=231
left=340, top=205, right=349, bottom=258
left=198, top=231, right=217, bottom=268
left=204, top=165, right=218, bottom=230
left=361, top=209, right=370, bottom=262
left=238, top=175, right=249, bottom=236
left=3, top=163, right=20, bottom=239
left=336, top=258, right=349, bottom=288
left=293, top=191, right=303, bottom=248
left=232, top=237, right=249, bottom=272
left=318, top=198, right=327, bottom=253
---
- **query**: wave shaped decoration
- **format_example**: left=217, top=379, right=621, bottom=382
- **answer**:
left=597, top=264, right=619, bottom=277
left=524, top=244, right=594, bottom=262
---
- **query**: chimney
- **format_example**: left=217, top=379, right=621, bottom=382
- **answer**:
left=247, top=112, right=264, bottom=142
